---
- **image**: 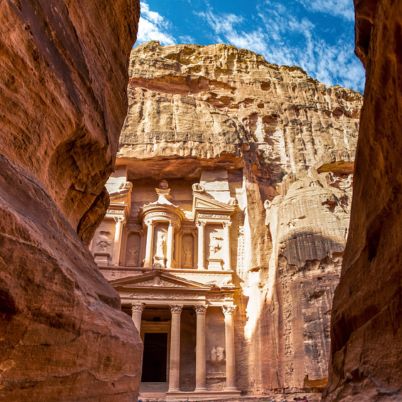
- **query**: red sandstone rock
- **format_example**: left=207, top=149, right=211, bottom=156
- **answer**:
left=325, top=1, right=402, bottom=400
left=0, top=0, right=142, bottom=400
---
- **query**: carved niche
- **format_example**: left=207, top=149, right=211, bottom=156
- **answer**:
left=181, top=233, right=194, bottom=268
left=93, top=229, right=113, bottom=265
left=125, top=232, right=141, bottom=266
left=206, top=225, right=224, bottom=270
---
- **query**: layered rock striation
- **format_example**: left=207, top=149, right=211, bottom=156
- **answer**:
left=0, top=1, right=142, bottom=400
left=325, top=0, right=402, bottom=400
left=118, top=42, right=362, bottom=395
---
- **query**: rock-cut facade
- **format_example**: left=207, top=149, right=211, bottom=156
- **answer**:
left=90, top=41, right=363, bottom=400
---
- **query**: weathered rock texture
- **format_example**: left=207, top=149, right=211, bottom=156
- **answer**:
left=325, top=1, right=402, bottom=400
left=0, top=1, right=142, bottom=401
left=119, top=42, right=363, bottom=395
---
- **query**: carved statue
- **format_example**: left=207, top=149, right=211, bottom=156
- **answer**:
left=95, top=231, right=112, bottom=253
left=156, top=232, right=167, bottom=258
left=210, top=346, right=217, bottom=362
left=209, top=233, right=223, bottom=258
left=127, top=248, right=139, bottom=265
left=216, top=346, right=225, bottom=362
left=183, top=247, right=192, bottom=267
left=153, top=230, right=167, bottom=267
left=210, top=346, right=225, bottom=363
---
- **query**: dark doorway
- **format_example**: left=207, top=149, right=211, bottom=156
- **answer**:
left=141, top=332, right=168, bottom=382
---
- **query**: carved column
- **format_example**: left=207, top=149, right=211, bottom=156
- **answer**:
left=197, top=221, right=205, bottom=270
left=223, top=305, right=237, bottom=391
left=195, top=305, right=207, bottom=392
left=166, top=222, right=175, bottom=268
left=112, top=216, right=125, bottom=266
left=223, top=222, right=231, bottom=270
left=144, top=220, right=154, bottom=268
left=168, top=305, right=183, bottom=392
left=131, top=303, right=145, bottom=332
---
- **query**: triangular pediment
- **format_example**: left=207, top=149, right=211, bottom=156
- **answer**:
left=110, top=270, right=212, bottom=291
left=193, top=193, right=235, bottom=213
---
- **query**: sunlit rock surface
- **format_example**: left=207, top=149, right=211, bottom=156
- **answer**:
left=325, top=0, right=402, bottom=400
left=0, top=1, right=142, bottom=400
left=117, top=42, right=362, bottom=395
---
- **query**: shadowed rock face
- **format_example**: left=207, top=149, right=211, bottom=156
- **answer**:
left=0, top=1, right=142, bottom=400
left=325, top=1, right=402, bottom=400
left=117, top=42, right=363, bottom=394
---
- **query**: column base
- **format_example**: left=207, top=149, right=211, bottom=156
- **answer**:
left=224, top=386, right=239, bottom=392
left=166, top=389, right=241, bottom=401
left=194, top=387, right=207, bottom=392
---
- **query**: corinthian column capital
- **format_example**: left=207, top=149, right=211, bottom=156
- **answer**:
left=170, top=305, right=183, bottom=314
left=222, top=305, right=236, bottom=317
left=194, top=305, right=207, bottom=315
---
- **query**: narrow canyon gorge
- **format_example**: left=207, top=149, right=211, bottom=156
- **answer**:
left=0, top=0, right=401, bottom=401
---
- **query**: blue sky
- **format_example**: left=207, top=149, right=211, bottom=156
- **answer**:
left=136, top=0, right=365, bottom=92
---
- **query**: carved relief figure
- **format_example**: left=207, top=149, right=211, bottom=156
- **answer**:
left=210, top=346, right=225, bottom=363
left=211, top=346, right=217, bottom=362
left=183, top=248, right=192, bottom=267
left=206, top=226, right=224, bottom=269
left=182, top=234, right=194, bottom=268
left=209, top=232, right=223, bottom=259
left=156, top=232, right=167, bottom=258
left=126, top=233, right=140, bottom=266
left=153, top=226, right=167, bottom=268
left=95, top=231, right=112, bottom=253
left=216, top=346, right=225, bottom=362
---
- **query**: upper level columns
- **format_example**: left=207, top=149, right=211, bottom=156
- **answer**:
left=223, top=222, right=231, bottom=270
left=112, top=216, right=125, bottom=266
left=197, top=222, right=205, bottom=270
left=166, top=223, right=175, bottom=269
left=143, top=220, right=154, bottom=268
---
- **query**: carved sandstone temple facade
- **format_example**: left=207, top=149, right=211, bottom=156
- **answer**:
left=90, top=168, right=242, bottom=400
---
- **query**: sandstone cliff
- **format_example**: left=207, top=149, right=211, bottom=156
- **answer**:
left=119, top=42, right=362, bottom=394
left=0, top=1, right=142, bottom=400
left=325, top=1, right=402, bottom=400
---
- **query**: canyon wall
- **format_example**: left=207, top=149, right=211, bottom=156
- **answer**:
left=119, top=42, right=362, bottom=394
left=0, top=1, right=142, bottom=401
left=325, top=0, right=402, bottom=400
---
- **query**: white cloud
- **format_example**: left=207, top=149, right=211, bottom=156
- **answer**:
left=179, top=35, right=195, bottom=43
left=198, top=3, right=364, bottom=91
left=296, top=0, right=355, bottom=21
left=197, top=11, right=270, bottom=57
left=137, top=1, right=175, bottom=45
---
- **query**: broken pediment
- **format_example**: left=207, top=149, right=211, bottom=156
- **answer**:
left=193, top=193, right=236, bottom=214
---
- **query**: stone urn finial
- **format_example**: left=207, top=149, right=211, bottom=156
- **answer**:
left=159, top=179, right=169, bottom=189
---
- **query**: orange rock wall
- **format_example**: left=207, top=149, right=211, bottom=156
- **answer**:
left=0, top=1, right=142, bottom=400
left=325, top=0, right=402, bottom=400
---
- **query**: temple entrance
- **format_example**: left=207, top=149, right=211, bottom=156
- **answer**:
left=141, top=332, right=168, bottom=382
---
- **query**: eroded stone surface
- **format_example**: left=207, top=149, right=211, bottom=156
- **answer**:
left=0, top=1, right=142, bottom=400
left=95, top=42, right=363, bottom=396
left=325, top=1, right=402, bottom=400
